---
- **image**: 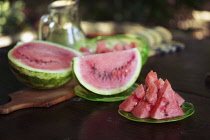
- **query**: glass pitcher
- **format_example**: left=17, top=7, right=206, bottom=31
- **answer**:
left=39, top=0, right=86, bottom=48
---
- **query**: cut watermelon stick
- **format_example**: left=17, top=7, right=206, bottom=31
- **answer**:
left=174, top=92, right=185, bottom=106
left=132, top=82, right=158, bottom=118
left=150, top=80, right=184, bottom=119
left=133, top=84, right=145, bottom=100
left=145, top=70, right=158, bottom=87
left=131, top=99, right=152, bottom=118
left=154, top=78, right=184, bottom=106
left=119, top=71, right=185, bottom=120
left=119, top=84, right=145, bottom=112
left=119, top=95, right=139, bottom=112
left=154, top=78, right=164, bottom=91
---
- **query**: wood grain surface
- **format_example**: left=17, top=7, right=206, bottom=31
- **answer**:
left=0, top=80, right=78, bottom=114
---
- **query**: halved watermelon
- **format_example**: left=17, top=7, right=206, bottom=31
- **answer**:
left=73, top=48, right=142, bottom=95
left=8, top=40, right=81, bottom=89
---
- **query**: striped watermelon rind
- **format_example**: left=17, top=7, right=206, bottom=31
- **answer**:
left=9, top=61, right=73, bottom=89
left=8, top=40, right=81, bottom=89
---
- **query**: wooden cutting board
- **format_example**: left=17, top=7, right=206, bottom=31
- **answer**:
left=0, top=80, right=78, bottom=114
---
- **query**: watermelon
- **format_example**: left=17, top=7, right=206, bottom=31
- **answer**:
left=150, top=80, right=184, bottom=119
left=154, top=78, right=164, bottom=91
left=73, top=48, right=142, bottom=95
left=119, top=84, right=145, bottom=112
left=133, top=84, right=146, bottom=99
left=132, top=82, right=158, bottom=118
left=145, top=70, right=158, bottom=87
left=8, top=40, right=81, bottom=89
left=75, top=35, right=149, bottom=66
left=119, top=70, right=185, bottom=119
left=118, top=95, right=139, bottom=112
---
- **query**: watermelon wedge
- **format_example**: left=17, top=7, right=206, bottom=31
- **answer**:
left=150, top=80, right=184, bottom=119
left=145, top=70, right=158, bottom=87
left=119, top=84, right=145, bottom=112
left=119, top=70, right=185, bottom=120
left=132, top=82, right=158, bottom=118
left=73, top=48, right=142, bottom=95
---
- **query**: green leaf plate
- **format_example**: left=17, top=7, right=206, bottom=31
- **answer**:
left=74, top=35, right=149, bottom=66
left=118, top=102, right=195, bottom=123
left=74, top=83, right=139, bottom=102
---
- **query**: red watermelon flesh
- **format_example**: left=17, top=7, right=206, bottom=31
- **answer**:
left=119, top=84, right=145, bottom=112
left=175, top=92, right=185, bottom=106
left=123, top=43, right=135, bottom=50
left=12, top=42, right=79, bottom=70
left=133, top=84, right=145, bottom=99
left=77, top=49, right=138, bottom=89
left=119, top=95, right=139, bottom=112
left=154, top=78, right=164, bottom=97
left=79, top=47, right=92, bottom=55
left=73, top=48, right=141, bottom=95
left=131, top=98, right=152, bottom=118
left=145, top=71, right=185, bottom=105
left=96, top=40, right=114, bottom=53
left=132, top=82, right=158, bottom=118
left=145, top=70, right=158, bottom=87
left=150, top=80, right=184, bottom=119
left=154, top=78, right=164, bottom=91
left=96, top=40, right=137, bottom=54
left=96, top=40, right=106, bottom=53
left=145, top=82, right=158, bottom=105
left=119, top=70, right=185, bottom=120
left=114, top=43, right=124, bottom=51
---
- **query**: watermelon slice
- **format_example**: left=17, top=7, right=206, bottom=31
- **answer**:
left=118, top=95, right=139, bottom=112
left=145, top=70, right=158, bottom=87
left=96, top=40, right=115, bottom=53
left=133, top=84, right=146, bottom=99
left=119, top=70, right=185, bottom=120
left=119, top=84, right=145, bottom=112
left=114, top=43, right=124, bottom=51
left=132, top=82, right=158, bottom=118
left=175, top=92, right=185, bottom=106
left=154, top=78, right=164, bottom=91
left=150, top=80, right=184, bottom=119
left=73, top=48, right=142, bottom=95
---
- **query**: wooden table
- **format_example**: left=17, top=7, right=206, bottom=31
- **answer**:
left=0, top=34, right=210, bottom=139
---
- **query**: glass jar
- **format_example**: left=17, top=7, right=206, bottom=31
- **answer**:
left=39, top=0, right=86, bottom=48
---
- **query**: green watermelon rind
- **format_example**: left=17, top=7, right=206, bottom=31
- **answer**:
left=9, top=61, right=73, bottom=89
left=8, top=40, right=81, bottom=89
left=72, top=48, right=142, bottom=95
left=74, top=35, right=149, bottom=65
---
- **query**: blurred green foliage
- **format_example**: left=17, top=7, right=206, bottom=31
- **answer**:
left=79, top=0, right=207, bottom=25
left=0, top=0, right=208, bottom=35
left=0, top=0, right=26, bottom=35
